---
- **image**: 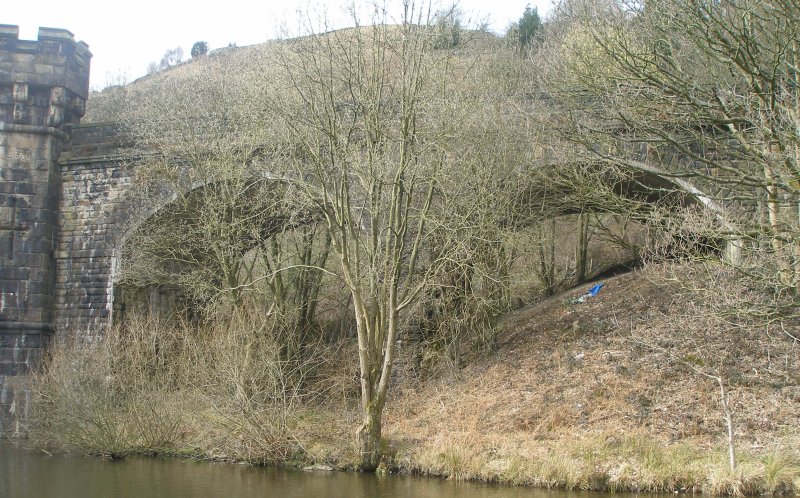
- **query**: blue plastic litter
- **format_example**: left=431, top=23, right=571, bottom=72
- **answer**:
left=573, top=282, right=605, bottom=304
left=586, top=283, right=605, bottom=297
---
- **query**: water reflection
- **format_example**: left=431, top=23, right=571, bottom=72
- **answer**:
left=1, top=443, right=622, bottom=498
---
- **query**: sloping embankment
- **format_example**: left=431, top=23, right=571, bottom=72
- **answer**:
left=385, top=266, right=800, bottom=494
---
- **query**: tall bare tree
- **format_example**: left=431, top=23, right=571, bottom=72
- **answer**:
left=99, top=0, right=539, bottom=470
left=534, top=0, right=800, bottom=303
left=266, top=9, right=448, bottom=470
left=264, top=1, right=531, bottom=468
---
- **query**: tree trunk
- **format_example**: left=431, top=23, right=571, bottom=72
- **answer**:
left=575, top=212, right=589, bottom=284
left=765, top=160, right=790, bottom=287
left=716, top=376, right=736, bottom=472
left=356, top=401, right=383, bottom=471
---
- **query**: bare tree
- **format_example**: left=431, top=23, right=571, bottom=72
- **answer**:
left=158, top=47, right=184, bottom=70
left=264, top=1, right=526, bottom=469
left=532, top=0, right=800, bottom=313
left=266, top=15, right=440, bottom=471
left=96, top=0, right=542, bottom=470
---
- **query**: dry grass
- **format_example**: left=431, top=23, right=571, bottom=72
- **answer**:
left=386, top=428, right=800, bottom=494
left=27, top=264, right=800, bottom=494
left=384, top=264, right=800, bottom=494
left=30, top=313, right=358, bottom=464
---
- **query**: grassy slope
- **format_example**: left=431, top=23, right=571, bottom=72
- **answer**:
left=382, top=267, right=800, bottom=493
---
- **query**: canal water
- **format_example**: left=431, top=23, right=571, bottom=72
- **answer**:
left=1, top=442, right=625, bottom=498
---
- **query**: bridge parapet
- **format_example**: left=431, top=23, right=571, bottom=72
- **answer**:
left=0, top=25, right=90, bottom=128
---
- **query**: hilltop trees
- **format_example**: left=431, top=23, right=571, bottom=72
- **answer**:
left=159, top=47, right=184, bottom=69
left=507, top=4, right=542, bottom=51
left=146, top=47, right=186, bottom=74
left=518, top=5, right=542, bottom=48
left=432, top=5, right=464, bottom=49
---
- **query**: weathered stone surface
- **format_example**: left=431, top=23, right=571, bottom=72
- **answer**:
left=0, top=27, right=90, bottom=433
left=0, top=374, right=33, bottom=435
left=55, top=123, right=137, bottom=338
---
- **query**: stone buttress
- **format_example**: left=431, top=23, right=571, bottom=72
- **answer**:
left=0, top=25, right=90, bottom=432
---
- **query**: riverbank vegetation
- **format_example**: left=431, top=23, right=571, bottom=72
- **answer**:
left=25, top=0, right=800, bottom=494
left=31, top=265, right=800, bottom=493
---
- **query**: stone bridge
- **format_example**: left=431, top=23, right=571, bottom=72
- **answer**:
left=3, top=115, right=155, bottom=377
left=0, top=26, right=729, bottom=432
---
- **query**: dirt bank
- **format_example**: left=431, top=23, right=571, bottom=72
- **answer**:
left=384, top=266, right=800, bottom=494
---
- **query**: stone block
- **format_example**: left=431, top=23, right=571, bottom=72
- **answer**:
left=0, top=346, right=26, bottom=363
left=12, top=83, right=28, bottom=102
left=0, top=331, right=47, bottom=348
left=15, top=206, right=38, bottom=223
left=0, top=362, right=20, bottom=375
left=0, top=270, right=31, bottom=282
left=19, top=307, right=45, bottom=323
left=26, top=281, right=50, bottom=294
left=31, top=182, right=50, bottom=196
left=8, top=252, right=45, bottom=267
left=1, top=168, right=30, bottom=181
left=13, top=181, right=34, bottom=195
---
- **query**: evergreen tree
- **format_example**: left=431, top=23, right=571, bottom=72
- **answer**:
left=191, top=41, right=209, bottom=58
left=518, top=5, right=541, bottom=48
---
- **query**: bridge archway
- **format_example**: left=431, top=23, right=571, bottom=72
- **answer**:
left=109, top=172, right=320, bottom=324
left=502, top=161, right=731, bottom=300
left=54, top=123, right=325, bottom=336
left=54, top=124, right=734, bottom=338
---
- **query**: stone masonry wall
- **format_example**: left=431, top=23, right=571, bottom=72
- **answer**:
left=0, top=25, right=90, bottom=434
left=0, top=127, right=61, bottom=363
left=56, top=123, right=134, bottom=337
left=1, top=25, right=90, bottom=372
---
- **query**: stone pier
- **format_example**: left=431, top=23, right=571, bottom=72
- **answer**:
left=0, top=25, right=90, bottom=432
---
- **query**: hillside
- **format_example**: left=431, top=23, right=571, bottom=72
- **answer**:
left=383, top=265, right=800, bottom=493
left=50, top=15, right=800, bottom=495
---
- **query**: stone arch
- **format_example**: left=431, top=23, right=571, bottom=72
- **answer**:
left=54, top=122, right=310, bottom=337
left=108, top=171, right=307, bottom=323
left=512, top=161, right=733, bottom=291
left=527, top=160, right=724, bottom=213
left=527, top=160, right=729, bottom=226
left=616, top=160, right=739, bottom=262
left=53, top=124, right=736, bottom=340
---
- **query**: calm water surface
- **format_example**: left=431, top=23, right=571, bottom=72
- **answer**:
left=1, top=442, right=634, bottom=498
